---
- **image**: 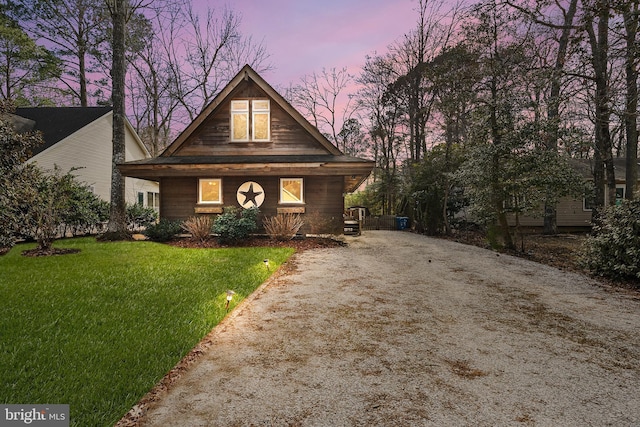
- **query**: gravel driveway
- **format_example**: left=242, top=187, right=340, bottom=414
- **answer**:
left=134, top=231, right=640, bottom=426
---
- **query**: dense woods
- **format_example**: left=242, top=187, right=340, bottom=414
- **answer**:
left=0, top=0, right=638, bottom=255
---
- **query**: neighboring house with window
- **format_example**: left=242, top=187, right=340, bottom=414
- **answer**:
left=119, top=65, right=374, bottom=233
left=14, top=107, right=159, bottom=209
left=507, top=158, right=639, bottom=229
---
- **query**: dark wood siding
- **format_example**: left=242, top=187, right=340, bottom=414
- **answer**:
left=160, top=175, right=344, bottom=234
left=174, top=82, right=328, bottom=157
left=160, top=177, right=198, bottom=220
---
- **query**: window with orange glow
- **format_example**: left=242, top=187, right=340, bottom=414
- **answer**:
left=280, top=178, right=303, bottom=204
left=230, top=99, right=270, bottom=141
left=199, top=179, right=222, bottom=204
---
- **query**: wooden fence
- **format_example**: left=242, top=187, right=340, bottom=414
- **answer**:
left=361, top=215, right=398, bottom=231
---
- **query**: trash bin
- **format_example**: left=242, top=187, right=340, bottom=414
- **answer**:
left=396, top=216, right=408, bottom=230
left=344, top=220, right=360, bottom=236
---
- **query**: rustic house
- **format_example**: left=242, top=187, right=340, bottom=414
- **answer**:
left=14, top=107, right=159, bottom=209
left=119, top=65, right=374, bottom=233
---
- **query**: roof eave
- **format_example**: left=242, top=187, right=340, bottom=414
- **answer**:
left=118, top=160, right=374, bottom=181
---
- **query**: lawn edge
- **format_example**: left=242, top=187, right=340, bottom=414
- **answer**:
left=114, top=251, right=301, bottom=427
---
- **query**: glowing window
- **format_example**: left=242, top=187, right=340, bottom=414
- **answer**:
left=230, top=99, right=270, bottom=141
left=280, top=178, right=303, bottom=204
left=252, top=100, right=270, bottom=141
left=199, top=179, right=222, bottom=204
left=231, top=100, right=249, bottom=141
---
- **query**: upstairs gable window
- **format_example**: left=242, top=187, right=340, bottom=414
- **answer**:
left=231, top=99, right=270, bottom=142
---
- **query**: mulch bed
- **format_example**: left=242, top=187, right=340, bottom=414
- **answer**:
left=21, top=248, right=81, bottom=257
left=166, top=235, right=346, bottom=251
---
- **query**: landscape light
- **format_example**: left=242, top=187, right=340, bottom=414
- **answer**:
left=225, top=290, right=235, bottom=311
left=263, top=259, right=270, bottom=270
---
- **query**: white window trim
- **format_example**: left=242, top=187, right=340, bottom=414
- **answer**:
left=198, top=178, right=223, bottom=204
left=252, top=100, right=270, bottom=142
left=230, top=100, right=249, bottom=142
left=230, top=99, right=270, bottom=142
left=279, top=178, right=304, bottom=204
left=147, top=192, right=160, bottom=210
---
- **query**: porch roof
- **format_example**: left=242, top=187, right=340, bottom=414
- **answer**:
left=118, top=155, right=374, bottom=192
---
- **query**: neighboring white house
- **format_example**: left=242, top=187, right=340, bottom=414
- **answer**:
left=15, top=107, right=159, bottom=210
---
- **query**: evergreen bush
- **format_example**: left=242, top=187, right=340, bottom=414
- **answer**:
left=579, top=200, right=640, bottom=281
left=126, top=204, right=158, bottom=231
left=143, top=218, right=183, bottom=242
left=213, top=206, right=258, bottom=244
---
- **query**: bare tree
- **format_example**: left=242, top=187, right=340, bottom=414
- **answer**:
left=356, top=54, right=405, bottom=214
left=104, top=0, right=152, bottom=238
left=289, top=67, right=354, bottom=147
left=620, top=1, right=639, bottom=199
left=104, top=0, right=127, bottom=237
left=385, top=0, right=462, bottom=162
left=167, top=3, right=272, bottom=124
left=582, top=0, right=616, bottom=215
left=506, top=0, right=580, bottom=233
left=126, top=3, right=182, bottom=156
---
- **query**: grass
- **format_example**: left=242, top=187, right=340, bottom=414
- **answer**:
left=0, top=237, right=294, bottom=426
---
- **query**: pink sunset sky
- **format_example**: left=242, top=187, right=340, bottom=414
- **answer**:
left=223, top=0, right=421, bottom=87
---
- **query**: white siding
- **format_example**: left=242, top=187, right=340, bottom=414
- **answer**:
left=27, top=112, right=158, bottom=205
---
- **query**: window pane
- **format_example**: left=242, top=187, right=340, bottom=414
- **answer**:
left=281, top=179, right=303, bottom=203
left=232, top=112, right=248, bottom=140
left=200, top=179, right=221, bottom=203
left=147, top=192, right=159, bottom=209
left=253, top=112, right=269, bottom=140
left=616, top=187, right=625, bottom=205
left=252, top=100, right=269, bottom=111
left=231, top=100, right=248, bottom=111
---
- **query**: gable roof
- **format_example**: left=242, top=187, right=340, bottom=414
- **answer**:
left=162, top=64, right=342, bottom=157
left=14, top=107, right=113, bottom=156
left=569, top=158, right=640, bottom=182
left=120, top=65, right=374, bottom=192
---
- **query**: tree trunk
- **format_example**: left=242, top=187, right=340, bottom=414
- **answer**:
left=77, top=5, right=88, bottom=107
left=106, top=0, right=128, bottom=237
left=543, top=0, right=578, bottom=234
left=623, top=2, right=638, bottom=200
left=585, top=0, right=614, bottom=219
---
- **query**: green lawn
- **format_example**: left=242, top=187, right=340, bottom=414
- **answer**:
left=0, top=237, right=294, bottom=426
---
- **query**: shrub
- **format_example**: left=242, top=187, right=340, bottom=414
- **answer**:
left=305, top=210, right=336, bottom=234
left=263, top=213, right=304, bottom=241
left=182, top=215, right=213, bottom=242
left=0, top=103, right=44, bottom=252
left=579, top=200, right=640, bottom=281
left=63, top=182, right=109, bottom=236
left=143, top=218, right=183, bottom=242
left=20, top=166, right=76, bottom=251
left=213, top=206, right=258, bottom=244
left=126, top=203, right=158, bottom=231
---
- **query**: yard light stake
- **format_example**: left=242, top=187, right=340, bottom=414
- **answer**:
left=225, top=290, right=235, bottom=312
left=263, top=259, right=270, bottom=270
